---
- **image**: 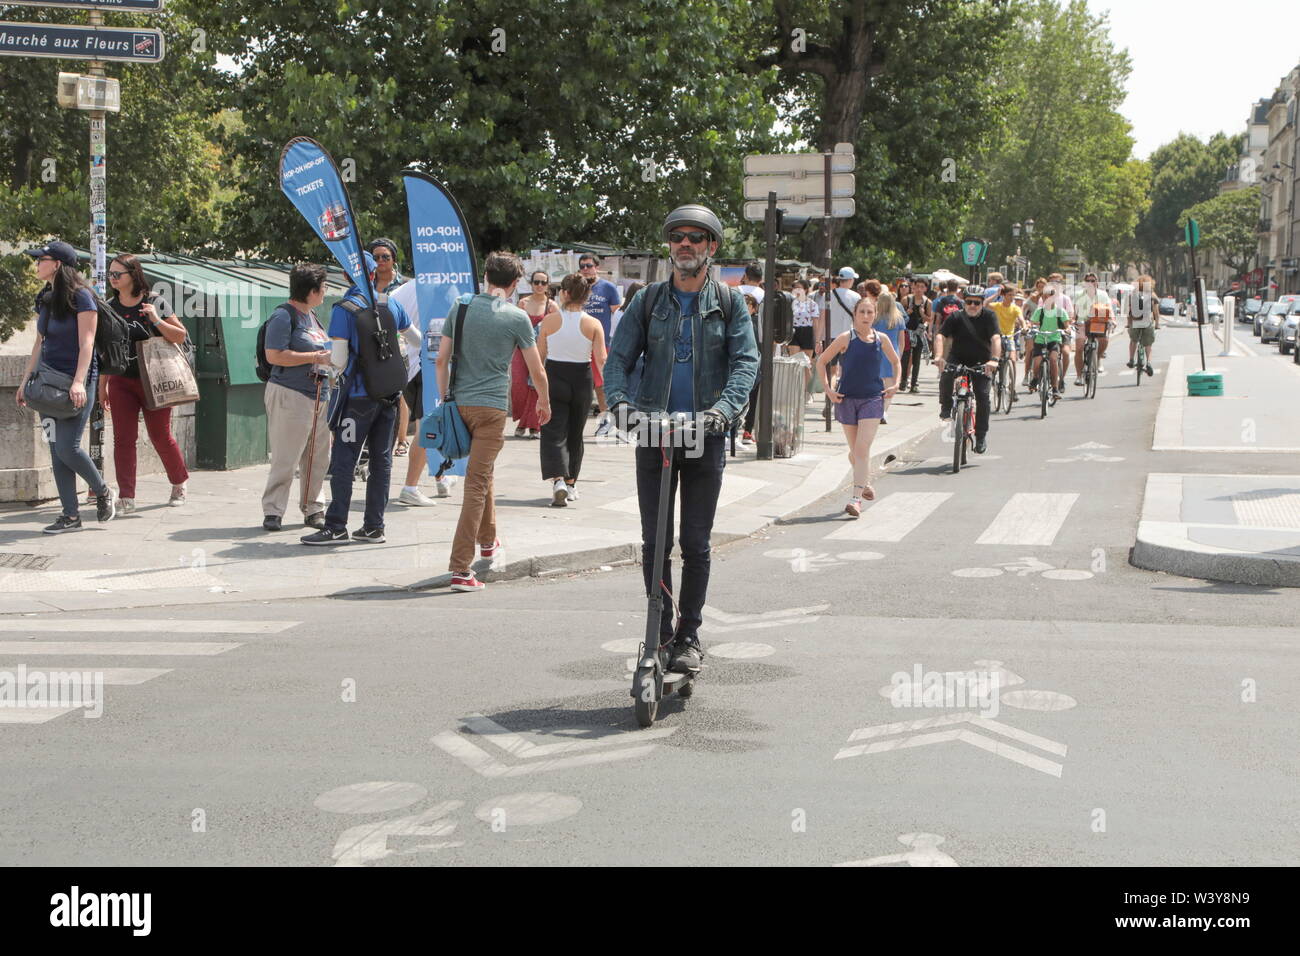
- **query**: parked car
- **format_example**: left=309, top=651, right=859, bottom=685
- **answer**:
left=1260, top=301, right=1289, bottom=343
left=1254, top=301, right=1274, bottom=336
left=1159, top=296, right=1176, bottom=316
left=1279, top=311, right=1298, bottom=355
left=1243, top=297, right=1263, bottom=321
left=1204, top=293, right=1224, bottom=321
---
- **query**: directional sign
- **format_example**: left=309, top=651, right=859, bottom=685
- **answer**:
left=0, top=22, right=165, bottom=63
left=1184, top=218, right=1200, bottom=249
left=743, top=148, right=854, bottom=177
left=743, top=173, right=855, bottom=201
left=744, top=198, right=854, bottom=221
left=6, top=1, right=165, bottom=9
left=960, top=239, right=987, bottom=266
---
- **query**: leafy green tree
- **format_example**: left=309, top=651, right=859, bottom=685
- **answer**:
left=187, top=0, right=783, bottom=261
left=963, top=0, right=1138, bottom=277
left=1179, top=185, right=1261, bottom=277
left=751, top=0, right=1016, bottom=272
left=1137, top=132, right=1241, bottom=289
left=0, top=4, right=226, bottom=261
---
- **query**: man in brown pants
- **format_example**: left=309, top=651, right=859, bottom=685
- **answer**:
left=436, top=251, right=550, bottom=591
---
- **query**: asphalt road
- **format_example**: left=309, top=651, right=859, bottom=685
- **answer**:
left=2, top=336, right=1297, bottom=867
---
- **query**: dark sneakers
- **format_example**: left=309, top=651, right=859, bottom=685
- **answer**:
left=974, top=437, right=988, bottom=454
left=352, top=527, right=385, bottom=543
left=95, top=489, right=115, bottom=523
left=301, top=528, right=349, bottom=546
left=304, top=512, right=326, bottom=529
left=43, top=515, right=83, bottom=535
left=263, top=515, right=282, bottom=532
left=668, top=636, right=704, bottom=673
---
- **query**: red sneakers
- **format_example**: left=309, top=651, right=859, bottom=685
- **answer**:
left=450, top=571, right=484, bottom=592
left=479, top=538, right=501, bottom=559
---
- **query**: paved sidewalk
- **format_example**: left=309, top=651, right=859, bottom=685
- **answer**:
left=1134, top=325, right=1300, bottom=587
left=0, top=370, right=944, bottom=612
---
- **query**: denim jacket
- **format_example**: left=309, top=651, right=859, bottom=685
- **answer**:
left=603, top=277, right=758, bottom=421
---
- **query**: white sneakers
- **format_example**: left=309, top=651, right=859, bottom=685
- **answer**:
left=566, top=483, right=579, bottom=503
left=594, top=415, right=611, bottom=438
left=551, top=478, right=568, bottom=507
left=435, top=477, right=452, bottom=497
left=119, top=498, right=136, bottom=515
left=169, top=483, right=187, bottom=506
left=399, top=487, right=437, bottom=507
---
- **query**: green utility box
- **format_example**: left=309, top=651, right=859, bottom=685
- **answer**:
left=138, top=255, right=349, bottom=469
left=1186, top=371, right=1224, bottom=396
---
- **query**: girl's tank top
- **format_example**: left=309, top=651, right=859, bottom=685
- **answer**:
left=546, top=308, right=594, bottom=363
left=838, top=331, right=884, bottom=398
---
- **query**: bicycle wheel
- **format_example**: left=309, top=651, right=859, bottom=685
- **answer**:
left=1135, top=345, right=1144, bottom=386
left=1039, top=363, right=1049, bottom=418
left=993, top=361, right=1005, bottom=413
left=952, top=397, right=967, bottom=473
left=1085, top=346, right=1097, bottom=399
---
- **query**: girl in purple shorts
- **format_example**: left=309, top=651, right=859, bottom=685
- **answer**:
left=815, top=295, right=900, bottom=516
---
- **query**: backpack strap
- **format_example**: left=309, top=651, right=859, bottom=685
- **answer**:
left=445, top=301, right=469, bottom=401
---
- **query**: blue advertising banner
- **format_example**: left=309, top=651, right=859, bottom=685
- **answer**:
left=279, top=137, right=373, bottom=306
left=402, top=171, right=479, bottom=474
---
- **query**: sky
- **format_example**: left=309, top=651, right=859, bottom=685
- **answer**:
left=1087, top=0, right=1300, bottom=158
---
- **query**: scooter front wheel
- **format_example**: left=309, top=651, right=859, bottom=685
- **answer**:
left=633, top=665, right=659, bottom=727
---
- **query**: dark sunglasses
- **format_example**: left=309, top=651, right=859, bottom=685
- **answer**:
left=964, top=298, right=983, bottom=306
left=579, top=262, right=597, bottom=269
left=668, top=230, right=709, bottom=245
left=36, top=256, right=56, bottom=264
left=531, top=278, right=548, bottom=285
left=107, top=270, right=128, bottom=279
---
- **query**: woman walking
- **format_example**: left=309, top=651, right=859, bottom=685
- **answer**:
left=816, top=296, right=900, bottom=517
left=16, top=241, right=115, bottom=533
left=512, top=270, right=558, bottom=438
left=259, top=263, right=334, bottom=531
left=787, top=279, right=819, bottom=359
left=899, top=277, right=932, bottom=393
left=101, top=252, right=190, bottom=511
left=536, top=274, right=606, bottom=506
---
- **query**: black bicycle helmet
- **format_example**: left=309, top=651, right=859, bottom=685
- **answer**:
left=662, top=204, right=724, bottom=244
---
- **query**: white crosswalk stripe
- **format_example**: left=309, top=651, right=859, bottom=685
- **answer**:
left=827, top=492, right=952, bottom=542
left=0, top=619, right=299, bottom=727
left=976, top=493, right=1079, bottom=546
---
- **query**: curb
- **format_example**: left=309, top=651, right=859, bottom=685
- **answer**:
left=1132, top=522, right=1300, bottom=588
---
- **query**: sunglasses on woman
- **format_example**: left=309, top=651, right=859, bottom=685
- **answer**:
left=531, top=279, right=548, bottom=285
left=108, top=270, right=128, bottom=279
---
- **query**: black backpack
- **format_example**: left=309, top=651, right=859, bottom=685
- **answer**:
left=341, top=293, right=407, bottom=401
left=255, top=302, right=294, bottom=383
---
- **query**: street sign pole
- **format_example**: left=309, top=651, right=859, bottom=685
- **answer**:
left=757, top=192, right=778, bottom=461
left=86, top=8, right=108, bottom=492
left=1186, top=219, right=1207, bottom=371
left=821, top=151, right=834, bottom=432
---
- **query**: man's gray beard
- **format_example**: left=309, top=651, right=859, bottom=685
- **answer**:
left=674, top=252, right=709, bottom=278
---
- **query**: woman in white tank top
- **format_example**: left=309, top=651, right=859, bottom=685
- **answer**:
left=536, top=275, right=608, bottom=507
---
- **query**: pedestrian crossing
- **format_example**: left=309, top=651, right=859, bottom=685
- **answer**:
left=0, top=618, right=299, bottom=725
left=817, top=491, right=1083, bottom=548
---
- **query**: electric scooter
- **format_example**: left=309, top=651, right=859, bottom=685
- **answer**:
left=631, top=412, right=699, bottom=728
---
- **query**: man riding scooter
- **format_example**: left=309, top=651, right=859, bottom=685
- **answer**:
left=603, top=205, right=758, bottom=674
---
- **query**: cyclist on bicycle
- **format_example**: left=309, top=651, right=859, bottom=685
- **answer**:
left=933, top=285, right=1000, bottom=454
left=1026, top=282, right=1069, bottom=401
left=1073, top=272, right=1112, bottom=385
left=989, top=283, right=1023, bottom=399
left=603, top=204, right=758, bottom=674
left=1047, top=273, right=1074, bottom=392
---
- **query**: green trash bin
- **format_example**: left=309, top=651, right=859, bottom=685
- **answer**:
left=1186, top=371, right=1223, bottom=396
left=141, top=256, right=347, bottom=469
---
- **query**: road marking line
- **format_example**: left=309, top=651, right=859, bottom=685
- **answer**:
left=0, top=642, right=240, bottom=656
left=0, top=707, right=82, bottom=724
left=827, top=492, right=952, bottom=542
left=0, top=620, right=297, bottom=634
left=460, top=713, right=675, bottom=758
left=976, top=493, right=1078, bottom=546
left=431, top=731, right=658, bottom=777
left=0, top=666, right=172, bottom=685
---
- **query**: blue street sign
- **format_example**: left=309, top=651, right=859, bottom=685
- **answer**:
left=0, top=21, right=165, bottom=63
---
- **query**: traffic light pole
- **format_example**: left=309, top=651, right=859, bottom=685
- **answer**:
left=757, top=192, right=778, bottom=461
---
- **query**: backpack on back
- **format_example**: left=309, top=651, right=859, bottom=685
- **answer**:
left=341, top=293, right=407, bottom=401
left=91, top=293, right=133, bottom=376
left=255, top=302, right=295, bottom=383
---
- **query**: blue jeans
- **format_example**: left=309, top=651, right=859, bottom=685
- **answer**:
left=635, top=435, right=726, bottom=642
left=325, top=394, right=396, bottom=532
left=45, top=370, right=109, bottom=517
